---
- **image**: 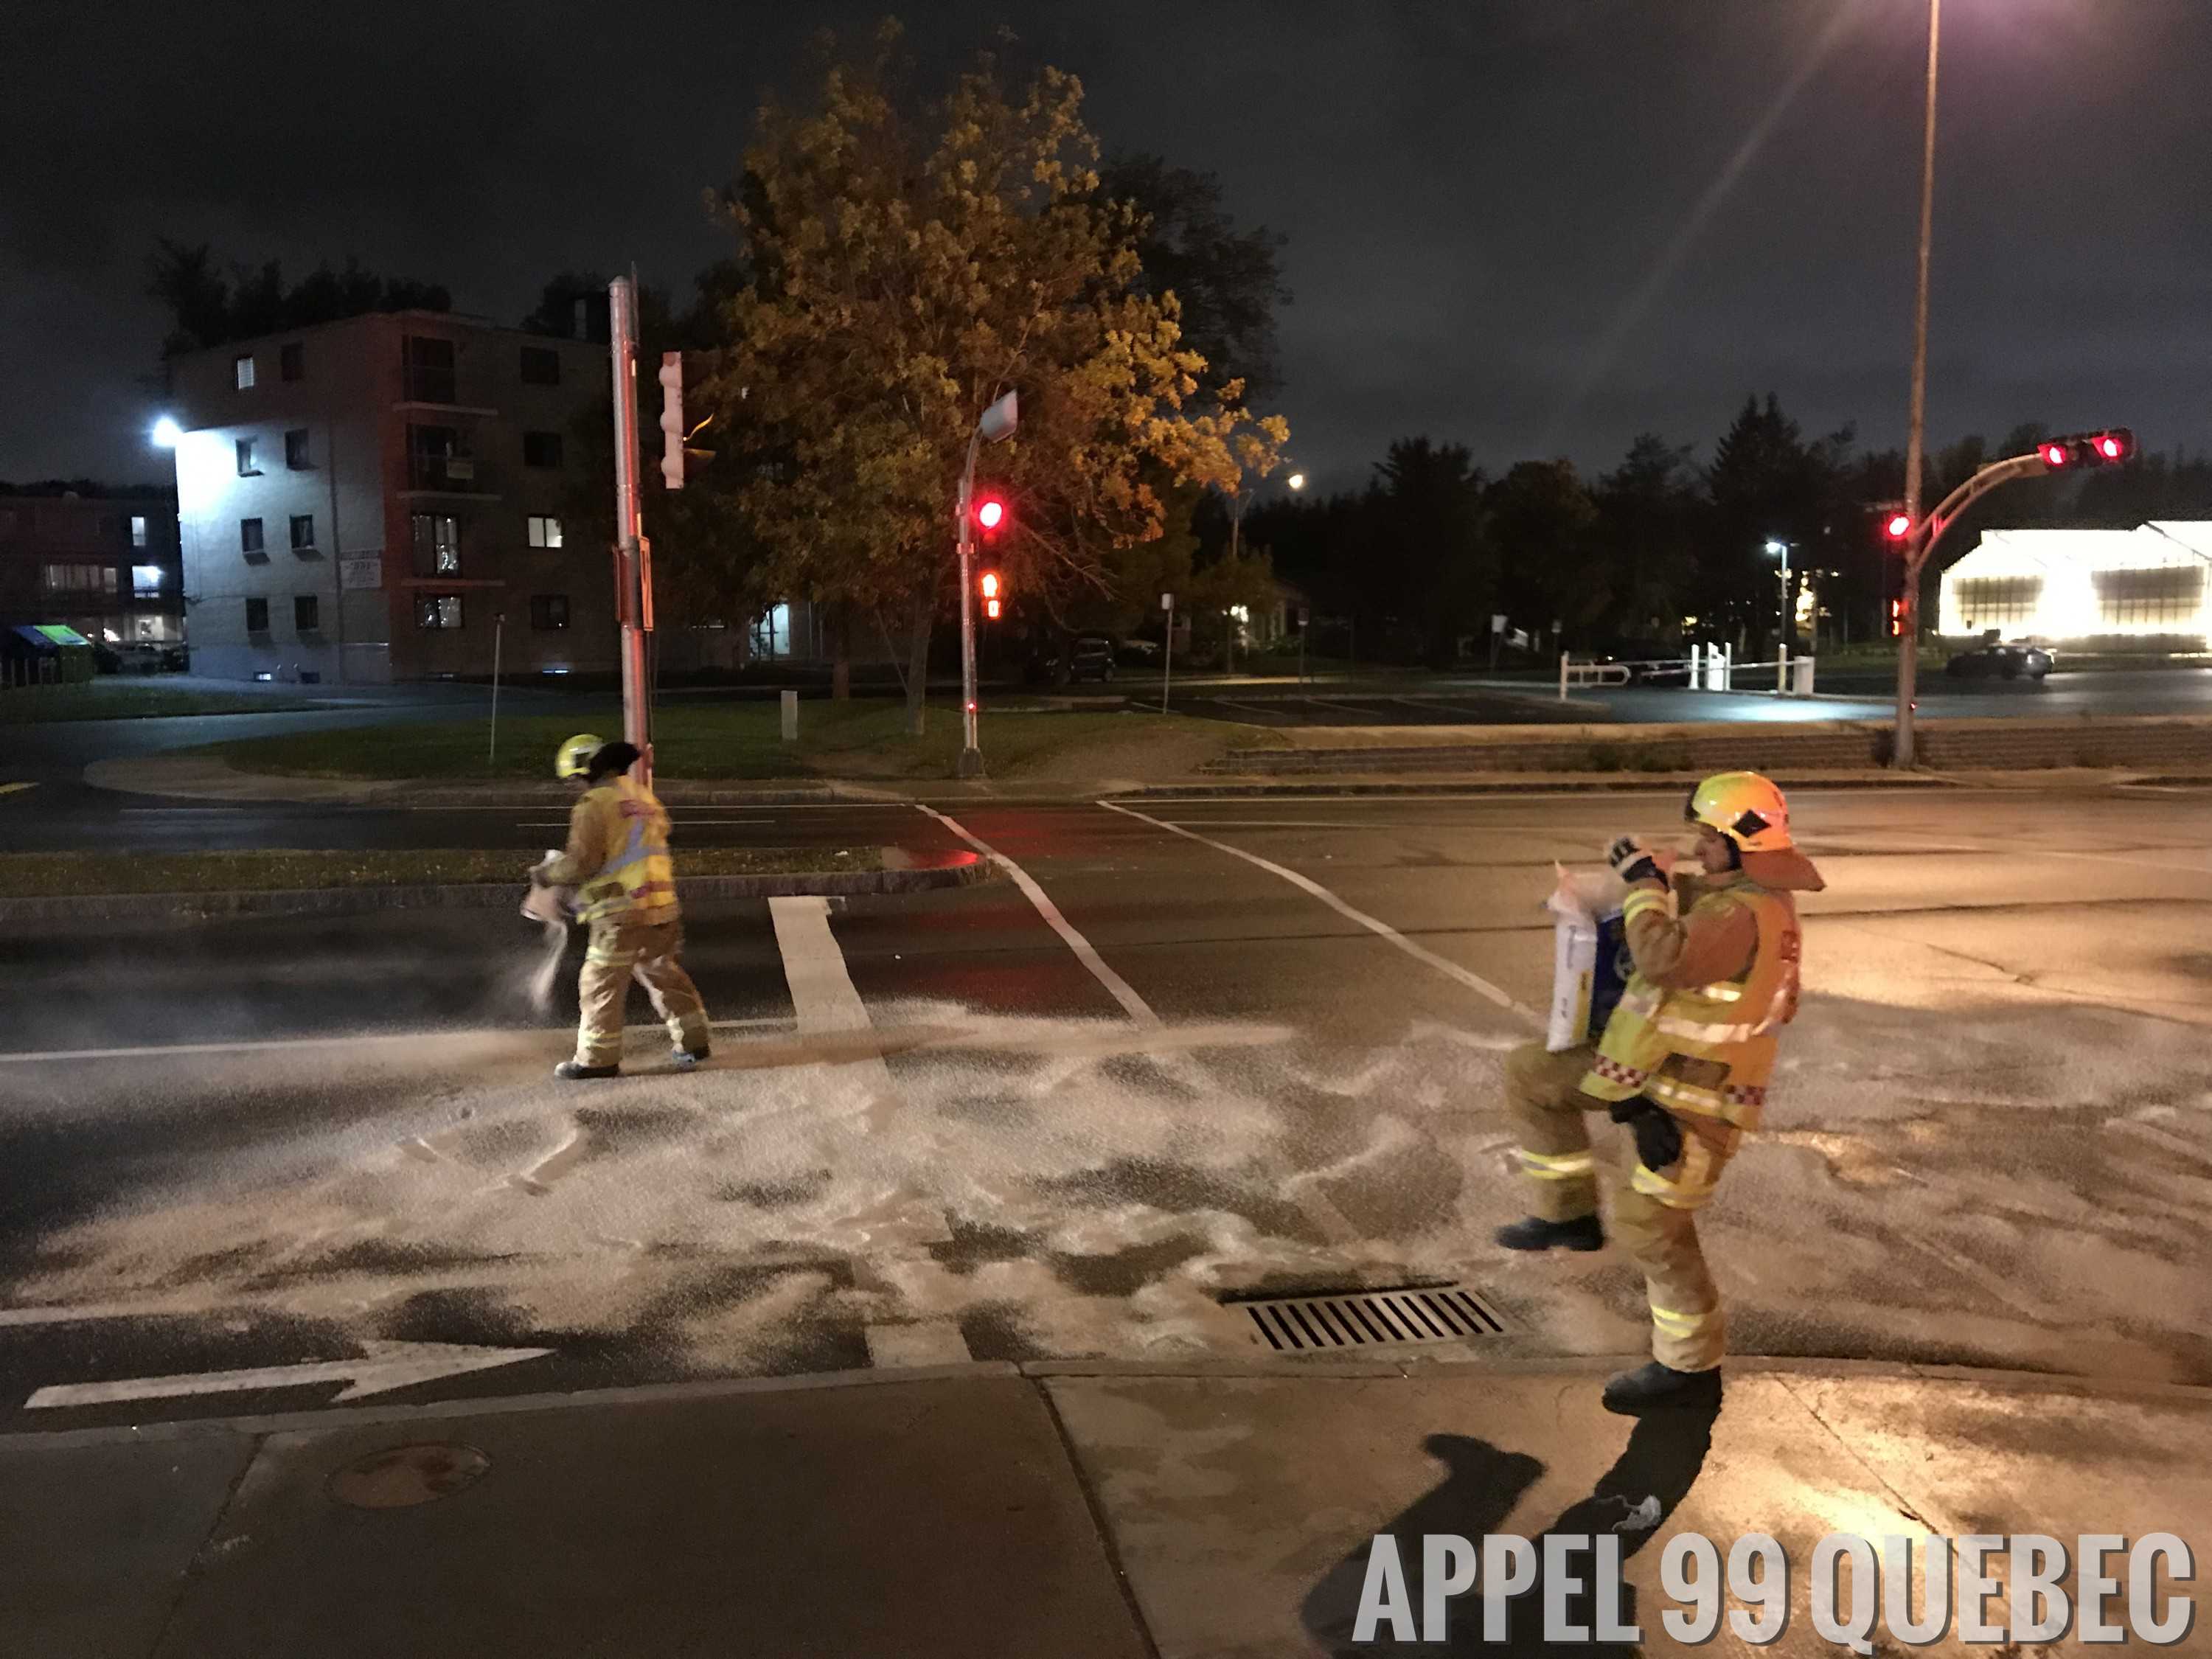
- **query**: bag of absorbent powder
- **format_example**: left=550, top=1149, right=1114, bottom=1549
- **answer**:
left=1544, top=863, right=1630, bottom=1053
left=521, top=850, right=575, bottom=1014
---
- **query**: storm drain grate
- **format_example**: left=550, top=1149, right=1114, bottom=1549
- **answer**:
left=1228, top=1284, right=1508, bottom=1353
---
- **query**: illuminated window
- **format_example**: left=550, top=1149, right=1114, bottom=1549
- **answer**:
left=1953, top=577, right=2042, bottom=629
left=526, top=515, right=563, bottom=549
left=411, top=513, right=460, bottom=575
left=131, top=515, right=148, bottom=548
left=416, top=593, right=465, bottom=630
left=234, top=354, right=256, bottom=389
left=131, top=565, right=162, bottom=597
left=2093, top=566, right=2204, bottom=627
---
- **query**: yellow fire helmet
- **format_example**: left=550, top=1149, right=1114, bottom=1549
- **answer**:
left=1684, top=770, right=1793, bottom=852
left=554, top=733, right=605, bottom=780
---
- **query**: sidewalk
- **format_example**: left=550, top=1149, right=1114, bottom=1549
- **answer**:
left=8, top=1357, right=2205, bottom=1658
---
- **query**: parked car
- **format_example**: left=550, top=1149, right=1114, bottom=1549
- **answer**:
left=1027, top=633, right=1118, bottom=686
left=1945, top=639, right=2053, bottom=681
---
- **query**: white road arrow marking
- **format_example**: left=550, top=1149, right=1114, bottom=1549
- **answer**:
left=25, top=1340, right=552, bottom=1410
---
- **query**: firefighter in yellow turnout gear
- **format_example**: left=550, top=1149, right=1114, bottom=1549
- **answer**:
left=535, top=734, right=712, bottom=1081
left=1496, top=771, right=1823, bottom=1414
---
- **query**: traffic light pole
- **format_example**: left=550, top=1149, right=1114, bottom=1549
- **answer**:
left=1893, top=0, right=1941, bottom=769
left=608, top=276, right=653, bottom=779
left=956, top=426, right=984, bottom=779
left=1890, top=449, right=2051, bottom=763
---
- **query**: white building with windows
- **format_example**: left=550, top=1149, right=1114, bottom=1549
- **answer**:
left=164, top=310, right=609, bottom=682
left=1939, top=522, right=2212, bottom=647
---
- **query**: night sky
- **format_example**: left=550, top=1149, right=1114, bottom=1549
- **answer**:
left=7, top=0, right=2205, bottom=491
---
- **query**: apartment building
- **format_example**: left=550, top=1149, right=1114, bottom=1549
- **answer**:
left=0, top=484, right=184, bottom=648
left=164, top=310, right=610, bottom=682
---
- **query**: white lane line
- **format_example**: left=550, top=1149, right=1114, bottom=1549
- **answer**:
left=1099, top=799, right=1536, bottom=1022
left=914, top=804, right=1159, bottom=1026
left=1879, top=831, right=2212, bottom=879
left=0, top=1015, right=796, bottom=1068
left=768, top=895, right=874, bottom=1036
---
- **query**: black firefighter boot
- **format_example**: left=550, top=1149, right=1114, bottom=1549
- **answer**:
left=1493, top=1214, right=1606, bottom=1252
left=1602, top=1360, right=1723, bottom=1416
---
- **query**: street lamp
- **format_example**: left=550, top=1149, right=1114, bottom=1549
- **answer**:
left=150, top=417, right=182, bottom=448
left=1287, top=472, right=1307, bottom=492
left=1765, top=539, right=1793, bottom=692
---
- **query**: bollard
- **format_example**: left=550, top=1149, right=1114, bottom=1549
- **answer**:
left=1793, top=655, right=1816, bottom=697
left=781, top=689, right=799, bottom=742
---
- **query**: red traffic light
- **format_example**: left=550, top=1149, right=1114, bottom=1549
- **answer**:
left=1883, top=512, right=1913, bottom=541
left=1888, top=599, right=1905, bottom=638
left=975, top=496, right=1005, bottom=532
left=2093, top=430, right=2130, bottom=463
left=2041, top=442, right=2071, bottom=469
left=979, top=571, right=1000, bottom=599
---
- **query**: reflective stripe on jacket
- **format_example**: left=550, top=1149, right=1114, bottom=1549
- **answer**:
left=1579, top=877, right=1803, bottom=1130
left=549, top=776, right=680, bottom=924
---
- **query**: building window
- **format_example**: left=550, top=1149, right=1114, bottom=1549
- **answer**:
left=240, top=517, right=265, bottom=554
left=132, top=565, right=163, bottom=597
left=526, top=514, right=563, bottom=549
left=236, top=437, right=259, bottom=476
left=402, top=335, right=457, bottom=404
left=406, top=423, right=474, bottom=490
left=280, top=342, right=305, bottom=382
left=291, top=513, right=316, bottom=551
left=295, top=595, right=320, bottom=633
left=285, top=428, right=312, bottom=470
left=2093, top=566, right=2205, bottom=627
left=524, top=430, right=564, bottom=469
left=246, top=597, right=270, bottom=634
left=520, top=346, right=560, bottom=386
left=531, top=594, right=571, bottom=630
left=411, top=512, right=461, bottom=576
left=235, top=354, right=257, bottom=390
left=1953, top=577, right=2041, bottom=630
left=416, top=594, right=465, bottom=630
left=129, top=515, right=148, bottom=549
left=41, top=563, right=115, bottom=594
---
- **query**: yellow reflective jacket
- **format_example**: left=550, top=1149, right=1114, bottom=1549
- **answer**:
left=543, top=775, right=679, bottom=923
left=1579, top=850, right=1821, bottom=1132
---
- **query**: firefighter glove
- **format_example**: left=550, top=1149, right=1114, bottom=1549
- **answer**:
left=1608, top=1096, right=1685, bottom=1172
left=1606, top=835, right=1663, bottom=887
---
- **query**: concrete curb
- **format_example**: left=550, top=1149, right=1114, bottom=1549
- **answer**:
left=0, top=856, right=991, bottom=925
left=1120, top=773, right=1964, bottom=799
left=5, top=1352, right=2201, bottom=1450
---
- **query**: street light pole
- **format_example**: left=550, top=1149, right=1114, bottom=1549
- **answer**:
left=1766, top=539, right=1792, bottom=692
left=1894, top=0, right=1942, bottom=767
left=608, top=276, right=653, bottom=779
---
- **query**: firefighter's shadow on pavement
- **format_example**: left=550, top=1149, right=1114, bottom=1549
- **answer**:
left=1300, top=1405, right=1719, bottom=1656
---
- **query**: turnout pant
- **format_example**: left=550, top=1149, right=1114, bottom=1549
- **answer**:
left=575, top=912, right=710, bottom=1068
left=1503, top=1040, right=1743, bottom=1372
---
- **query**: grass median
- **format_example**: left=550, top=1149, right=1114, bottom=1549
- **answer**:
left=0, top=846, right=880, bottom=897
left=0, top=682, right=329, bottom=723
left=199, top=696, right=1270, bottom=782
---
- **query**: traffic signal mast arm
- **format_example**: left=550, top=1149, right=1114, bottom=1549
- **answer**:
left=1901, top=450, right=2048, bottom=582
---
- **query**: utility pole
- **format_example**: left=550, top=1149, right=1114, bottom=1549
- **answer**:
left=608, top=276, right=653, bottom=779
left=1894, top=0, right=1941, bottom=768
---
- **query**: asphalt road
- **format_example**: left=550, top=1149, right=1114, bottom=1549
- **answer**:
left=2, top=784, right=2208, bottom=1430
left=1167, top=666, right=2212, bottom=726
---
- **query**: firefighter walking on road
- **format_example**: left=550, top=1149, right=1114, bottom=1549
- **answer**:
left=535, top=734, right=712, bottom=1080
left=1495, top=771, right=1824, bottom=1414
